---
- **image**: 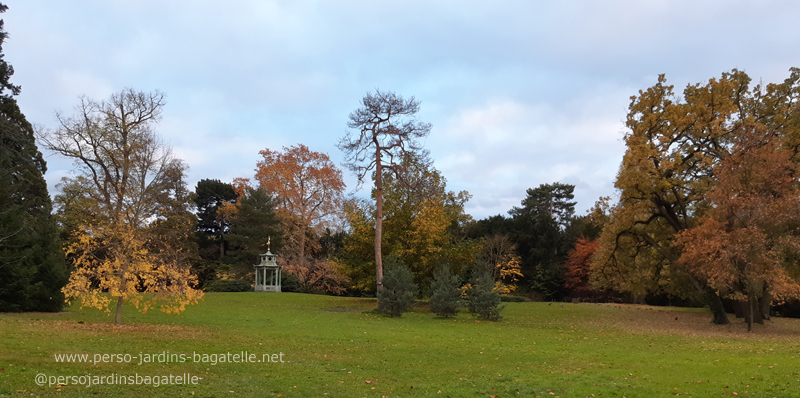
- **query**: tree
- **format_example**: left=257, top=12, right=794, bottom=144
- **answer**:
left=225, top=186, right=282, bottom=274
left=40, top=89, right=202, bottom=323
left=0, top=2, right=68, bottom=312
left=376, top=257, right=418, bottom=317
left=429, top=264, right=462, bottom=317
left=381, top=161, right=474, bottom=283
left=283, top=258, right=348, bottom=295
left=339, top=162, right=477, bottom=292
left=194, top=179, right=237, bottom=259
left=338, top=90, right=432, bottom=294
left=677, top=129, right=800, bottom=331
left=465, top=263, right=505, bottom=321
left=594, top=69, right=800, bottom=324
left=564, top=236, right=600, bottom=299
left=255, top=144, right=345, bottom=259
left=509, top=182, right=576, bottom=269
left=478, top=234, right=523, bottom=293
left=508, top=182, right=576, bottom=298
left=254, top=144, right=346, bottom=290
left=339, top=198, right=378, bottom=292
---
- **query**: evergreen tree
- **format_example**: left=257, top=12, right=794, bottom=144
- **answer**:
left=225, top=186, right=282, bottom=271
left=0, top=3, right=68, bottom=312
left=377, top=257, right=417, bottom=317
left=194, top=179, right=237, bottom=259
left=465, top=262, right=505, bottom=321
left=429, top=264, right=462, bottom=317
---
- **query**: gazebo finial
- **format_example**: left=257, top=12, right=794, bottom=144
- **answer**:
left=267, top=236, right=271, bottom=252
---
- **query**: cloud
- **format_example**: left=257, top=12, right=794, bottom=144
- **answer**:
left=430, top=87, right=629, bottom=218
left=7, top=0, right=800, bottom=222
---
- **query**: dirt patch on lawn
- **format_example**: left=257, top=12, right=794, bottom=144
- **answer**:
left=321, top=306, right=363, bottom=312
left=593, top=303, right=800, bottom=340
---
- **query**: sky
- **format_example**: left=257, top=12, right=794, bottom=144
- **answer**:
left=6, top=1, right=800, bottom=220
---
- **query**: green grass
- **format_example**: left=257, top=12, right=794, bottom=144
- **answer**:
left=3, top=294, right=800, bottom=397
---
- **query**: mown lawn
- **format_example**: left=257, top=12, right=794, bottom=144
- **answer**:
left=2, top=293, right=800, bottom=397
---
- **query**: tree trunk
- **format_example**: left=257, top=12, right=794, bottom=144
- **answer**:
left=733, top=300, right=745, bottom=318
left=374, top=148, right=384, bottom=294
left=115, top=239, right=127, bottom=325
left=747, top=292, right=754, bottom=332
left=115, top=296, right=123, bottom=324
left=704, top=288, right=730, bottom=325
left=753, top=300, right=764, bottom=325
left=219, top=230, right=225, bottom=258
left=739, top=294, right=766, bottom=326
left=759, top=284, right=771, bottom=321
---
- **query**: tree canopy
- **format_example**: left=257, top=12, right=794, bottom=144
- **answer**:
left=593, top=68, right=800, bottom=324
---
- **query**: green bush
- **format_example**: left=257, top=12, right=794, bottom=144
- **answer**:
left=204, top=279, right=252, bottom=292
left=281, top=273, right=300, bottom=292
left=429, top=264, right=463, bottom=317
left=465, top=266, right=505, bottom=321
left=377, top=257, right=418, bottom=317
left=500, top=295, right=528, bottom=302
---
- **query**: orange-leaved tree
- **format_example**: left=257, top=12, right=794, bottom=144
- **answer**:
left=677, top=128, right=800, bottom=331
left=255, top=144, right=346, bottom=291
left=255, top=144, right=345, bottom=258
left=564, top=236, right=600, bottom=299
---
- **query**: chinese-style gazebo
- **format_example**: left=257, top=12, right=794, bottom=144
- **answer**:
left=254, top=237, right=282, bottom=292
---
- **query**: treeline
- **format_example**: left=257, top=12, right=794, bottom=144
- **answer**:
left=3, top=0, right=800, bottom=328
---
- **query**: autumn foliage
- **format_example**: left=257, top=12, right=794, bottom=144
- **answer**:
left=564, top=236, right=599, bottom=299
left=255, top=144, right=345, bottom=240
left=677, top=129, right=800, bottom=330
left=63, top=221, right=202, bottom=316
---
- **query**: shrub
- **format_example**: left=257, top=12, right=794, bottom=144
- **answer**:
left=466, top=266, right=505, bottom=321
left=204, top=279, right=252, bottom=292
left=281, top=273, right=300, bottom=292
left=429, top=264, right=462, bottom=317
left=377, top=257, right=418, bottom=317
left=500, top=295, right=528, bottom=302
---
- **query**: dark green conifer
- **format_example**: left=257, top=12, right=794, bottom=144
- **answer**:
left=0, top=2, right=68, bottom=312
left=465, top=262, right=505, bottom=321
left=377, top=257, right=417, bottom=317
left=429, top=264, right=462, bottom=317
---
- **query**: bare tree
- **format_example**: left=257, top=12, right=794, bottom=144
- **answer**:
left=337, top=90, right=431, bottom=293
left=40, top=88, right=171, bottom=227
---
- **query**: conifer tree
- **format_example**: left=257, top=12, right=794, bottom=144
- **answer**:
left=429, top=264, right=462, bottom=317
left=465, top=262, right=505, bottom=321
left=377, top=257, right=417, bottom=317
left=0, top=2, right=68, bottom=312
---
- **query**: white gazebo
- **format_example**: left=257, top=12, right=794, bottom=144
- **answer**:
left=254, top=238, right=282, bottom=292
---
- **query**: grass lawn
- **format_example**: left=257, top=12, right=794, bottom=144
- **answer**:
left=2, top=293, right=800, bottom=398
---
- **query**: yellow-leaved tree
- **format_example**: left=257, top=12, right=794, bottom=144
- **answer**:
left=479, top=234, right=523, bottom=294
left=340, top=160, right=478, bottom=292
left=42, top=89, right=202, bottom=323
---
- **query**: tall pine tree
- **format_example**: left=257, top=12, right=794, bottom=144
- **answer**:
left=0, top=3, right=68, bottom=312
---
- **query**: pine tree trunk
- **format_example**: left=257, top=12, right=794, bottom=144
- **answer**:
left=374, top=150, right=384, bottom=295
